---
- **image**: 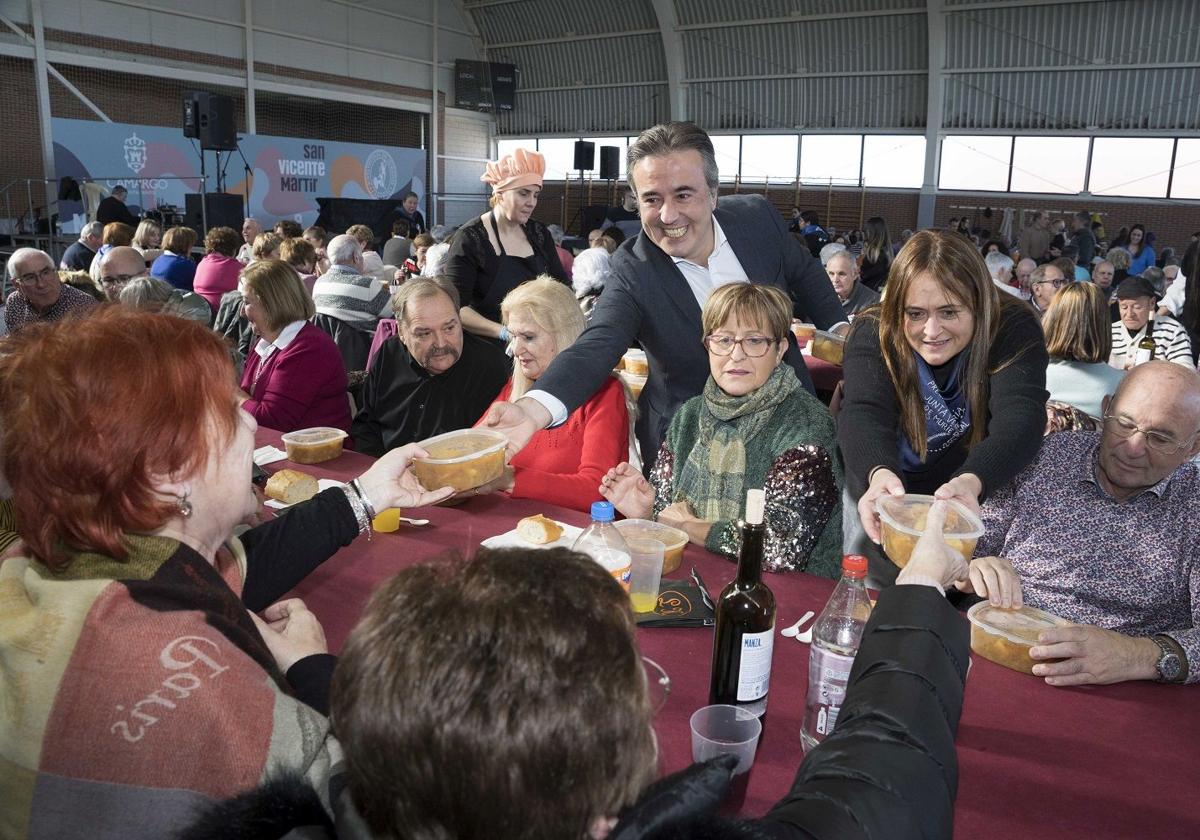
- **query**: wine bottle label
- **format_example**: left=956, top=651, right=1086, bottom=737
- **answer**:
left=1134, top=345, right=1153, bottom=366
left=806, top=645, right=856, bottom=734
left=736, top=628, right=774, bottom=703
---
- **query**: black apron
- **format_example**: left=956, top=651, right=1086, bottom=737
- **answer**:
left=479, top=214, right=549, bottom=323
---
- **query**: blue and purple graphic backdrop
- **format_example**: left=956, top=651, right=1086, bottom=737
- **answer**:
left=52, top=117, right=426, bottom=232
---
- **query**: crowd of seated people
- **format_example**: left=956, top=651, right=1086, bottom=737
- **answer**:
left=3, top=120, right=1198, bottom=840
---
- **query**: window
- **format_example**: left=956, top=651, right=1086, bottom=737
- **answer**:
left=1009, top=136, right=1089, bottom=194
left=1170, top=139, right=1200, bottom=199
left=862, top=136, right=925, bottom=189
left=938, top=136, right=1012, bottom=191
left=496, top=138, right=531, bottom=161
left=1089, top=138, right=1173, bottom=198
left=740, top=135, right=798, bottom=182
left=710, top=135, right=741, bottom=182
left=536, top=138, right=579, bottom=181
left=799, top=135, right=863, bottom=186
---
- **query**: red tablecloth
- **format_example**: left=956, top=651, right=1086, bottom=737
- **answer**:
left=258, top=429, right=1198, bottom=838
left=801, top=348, right=842, bottom=393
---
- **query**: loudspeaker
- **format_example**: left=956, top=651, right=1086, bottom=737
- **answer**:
left=599, top=146, right=620, bottom=181
left=573, top=140, right=595, bottom=172
left=491, top=62, right=517, bottom=112
left=183, top=94, right=199, bottom=138
left=184, top=192, right=243, bottom=235
left=185, top=92, right=238, bottom=151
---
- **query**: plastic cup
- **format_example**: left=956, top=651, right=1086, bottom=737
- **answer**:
left=626, top=538, right=665, bottom=613
left=689, top=704, right=762, bottom=775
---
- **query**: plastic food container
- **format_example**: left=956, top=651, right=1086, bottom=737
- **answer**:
left=810, top=329, right=846, bottom=365
left=791, top=321, right=816, bottom=345
left=281, top=427, right=348, bottom=464
left=876, top=494, right=983, bottom=568
left=619, top=371, right=648, bottom=400
left=968, top=602, right=1071, bottom=674
left=412, top=429, right=507, bottom=492
left=623, top=349, right=649, bottom=376
left=615, top=519, right=688, bottom=574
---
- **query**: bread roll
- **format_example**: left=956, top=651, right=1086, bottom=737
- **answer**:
left=265, top=469, right=320, bottom=505
left=516, top=514, right=564, bottom=545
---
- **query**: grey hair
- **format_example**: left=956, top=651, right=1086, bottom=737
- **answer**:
left=7, top=247, right=52, bottom=280
left=818, top=242, right=847, bottom=266
left=429, top=224, right=452, bottom=243
left=327, top=233, right=362, bottom=266
left=547, top=224, right=565, bottom=245
left=422, top=242, right=451, bottom=277
left=391, top=275, right=460, bottom=326
left=626, top=122, right=718, bottom=195
left=825, top=250, right=858, bottom=274
left=572, top=247, right=612, bottom=297
left=118, top=275, right=174, bottom=311
left=81, top=221, right=104, bottom=239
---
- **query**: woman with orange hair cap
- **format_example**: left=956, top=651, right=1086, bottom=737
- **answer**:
left=445, top=147, right=569, bottom=344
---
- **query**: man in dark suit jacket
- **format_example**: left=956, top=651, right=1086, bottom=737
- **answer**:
left=96, top=185, right=138, bottom=226
left=483, top=122, right=846, bottom=466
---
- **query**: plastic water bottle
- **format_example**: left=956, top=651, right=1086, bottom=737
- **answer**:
left=571, top=501, right=633, bottom=591
left=800, top=555, right=872, bottom=752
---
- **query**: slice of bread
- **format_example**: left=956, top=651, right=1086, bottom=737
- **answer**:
left=265, top=469, right=320, bottom=505
left=516, top=514, right=564, bottom=545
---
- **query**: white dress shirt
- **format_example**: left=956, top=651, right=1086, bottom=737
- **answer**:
left=254, top=319, right=305, bottom=361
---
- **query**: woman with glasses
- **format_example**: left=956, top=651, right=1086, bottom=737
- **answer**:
left=839, top=229, right=1049, bottom=585
left=600, top=282, right=843, bottom=576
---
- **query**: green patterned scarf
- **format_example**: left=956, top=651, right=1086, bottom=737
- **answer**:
left=675, top=364, right=800, bottom=522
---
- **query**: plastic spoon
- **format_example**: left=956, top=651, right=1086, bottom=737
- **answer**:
left=780, top=610, right=815, bottom=638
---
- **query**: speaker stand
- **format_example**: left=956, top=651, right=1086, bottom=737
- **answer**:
left=233, top=138, right=254, bottom=220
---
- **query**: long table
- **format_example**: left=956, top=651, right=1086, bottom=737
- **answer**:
left=258, top=430, right=1198, bottom=838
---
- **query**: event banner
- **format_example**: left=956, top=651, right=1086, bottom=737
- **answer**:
left=51, top=117, right=426, bottom=232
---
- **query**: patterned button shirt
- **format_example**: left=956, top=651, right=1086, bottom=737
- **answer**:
left=4, top=284, right=98, bottom=334
left=977, top=430, right=1199, bottom=683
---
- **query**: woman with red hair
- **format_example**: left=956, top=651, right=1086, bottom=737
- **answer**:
left=0, top=307, right=452, bottom=838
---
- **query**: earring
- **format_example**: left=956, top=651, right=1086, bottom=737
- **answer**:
left=178, top=492, right=193, bottom=519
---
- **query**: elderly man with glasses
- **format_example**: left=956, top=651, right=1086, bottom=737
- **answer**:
left=970, top=361, right=1200, bottom=687
left=4, top=247, right=97, bottom=334
left=97, top=245, right=148, bottom=302
left=1028, top=262, right=1066, bottom=318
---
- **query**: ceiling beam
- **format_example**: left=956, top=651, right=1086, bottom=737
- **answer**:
left=650, top=0, right=685, bottom=121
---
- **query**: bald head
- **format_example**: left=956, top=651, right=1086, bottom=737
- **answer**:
left=1098, top=361, right=1200, bottom=500
left=100, top=246, right=148, bottom=301
left=1114, top=362, right=1200, bottom=425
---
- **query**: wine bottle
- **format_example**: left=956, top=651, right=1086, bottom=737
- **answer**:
left=708, top=489, right=776, bottom=718
left=1134, top=314, right=1156, bottom=366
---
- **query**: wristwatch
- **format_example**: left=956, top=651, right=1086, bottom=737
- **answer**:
left=1151, top=634, right=1184, bottom=684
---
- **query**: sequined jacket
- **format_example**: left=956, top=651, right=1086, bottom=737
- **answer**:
left=649, top=387, right=843, bottom=577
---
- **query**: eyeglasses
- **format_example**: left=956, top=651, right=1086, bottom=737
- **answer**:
left=703, top=334, right=777, bottom=357
left=101, top=274, right=139, bottom=288
left=15, top=265, right=56, bottom=286
left=1102, top=414, right=1197, bottom=455
left=1033, top=278, right=1067, bottom=289
left=642, top=656, right=671, bottom=714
